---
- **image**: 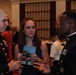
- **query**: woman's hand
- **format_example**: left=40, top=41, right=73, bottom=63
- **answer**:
left=27, top=54, right=38, bottom=61
left=16, top=53, right=23, bottom=60
left=27, top=54, right=44, bottom=64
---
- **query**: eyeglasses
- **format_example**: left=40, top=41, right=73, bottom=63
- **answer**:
left=2, top=19, right=9, bottom=23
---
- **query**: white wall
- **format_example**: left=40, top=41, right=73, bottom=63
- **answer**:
left=56, top=1, right=66, bottom=18
left=0, top=1, right=11, bottom=21
left=11, top=2, right=20, bottom=29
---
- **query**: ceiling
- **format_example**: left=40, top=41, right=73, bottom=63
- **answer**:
left=0, top=0, right=68, bottom=2
left=0, top=0, right=21, bottom=1
left=0, top=0, right=9, bottom=1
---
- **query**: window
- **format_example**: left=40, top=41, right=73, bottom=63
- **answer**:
left=20, top=1, right=56, bottom=40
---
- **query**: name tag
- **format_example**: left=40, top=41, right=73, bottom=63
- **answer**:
left=22, top=60, right=33, bottom=66
left=61, top=49, right=67, bottom=56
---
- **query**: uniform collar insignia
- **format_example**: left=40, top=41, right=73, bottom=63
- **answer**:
left=3, top=40, right=7, bottom=47
left=60, top=67, right=64, bottom=73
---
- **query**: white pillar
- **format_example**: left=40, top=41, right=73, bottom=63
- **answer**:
left=56, top=1, right=66, bottom=18
left=71, top=1, right=76, bottom=10
left=11, top=2, right=20, bottom=30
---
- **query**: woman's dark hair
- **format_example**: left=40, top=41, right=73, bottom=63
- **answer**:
left=18, top=17, right=41, bottom=53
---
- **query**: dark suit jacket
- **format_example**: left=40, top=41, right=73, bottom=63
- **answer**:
left=0, top=34, right=9, bottom=75
left=12, top=31, right=19, bottom=45
left=51, top=33, right=76, bottom=75
left=12, top=31, right=19, bottom=58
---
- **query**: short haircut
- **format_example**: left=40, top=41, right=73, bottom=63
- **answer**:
left=62, top=11, right=76, bottom=25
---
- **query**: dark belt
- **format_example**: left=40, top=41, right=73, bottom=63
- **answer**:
left=53, top=60, right=60, bottom=66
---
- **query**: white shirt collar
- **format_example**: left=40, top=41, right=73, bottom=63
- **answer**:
left=67, top=32, right=76, bottom=38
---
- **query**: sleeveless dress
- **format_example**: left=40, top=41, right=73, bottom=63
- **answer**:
left=21, top=45, right=44, bottom=75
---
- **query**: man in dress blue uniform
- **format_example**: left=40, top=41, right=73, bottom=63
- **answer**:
left=0, top=9, right=22, bottom=75
left=34, top=11, right=76, bottom=75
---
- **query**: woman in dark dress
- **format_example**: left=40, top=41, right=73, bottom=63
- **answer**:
left=14, top=17, right=49, bottom=75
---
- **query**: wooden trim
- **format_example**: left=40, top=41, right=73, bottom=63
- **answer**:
left=66, top=1, right=71, bottom=11
left=50, top=1, right=56, bottom=36
left=20, top=4, right=25, bottom=24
